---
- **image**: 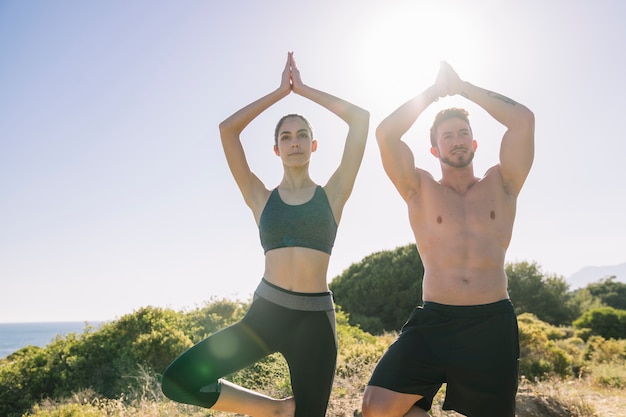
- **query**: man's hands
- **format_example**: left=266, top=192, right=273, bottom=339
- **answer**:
left=435, top=60, right=463, bottom=98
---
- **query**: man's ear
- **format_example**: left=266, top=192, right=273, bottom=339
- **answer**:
left=430, top=146, right=440, bottom=158
left=473, top=140, right=478, bottom=151
left=312, top=139, right=318, bottom=152
left=274, top=144, right=280, bottom=156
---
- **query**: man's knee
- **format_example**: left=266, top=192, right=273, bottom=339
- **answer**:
left=361, top=387, right=389, bottom=417
left=362, top=386, right=425, bottom=417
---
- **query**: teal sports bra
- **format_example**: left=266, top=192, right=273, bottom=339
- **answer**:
left=259, top=186, right=338, bottom=254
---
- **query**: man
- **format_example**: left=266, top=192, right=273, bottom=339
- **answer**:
left=362, top=61, right=534, bottom=417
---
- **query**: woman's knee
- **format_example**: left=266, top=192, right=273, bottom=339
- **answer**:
left=160, top=366, right=178, bottom=400
left=161, top=368, right=221, bottom=408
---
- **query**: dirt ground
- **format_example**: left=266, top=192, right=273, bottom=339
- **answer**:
left=328, top=378, right=626, bottom=417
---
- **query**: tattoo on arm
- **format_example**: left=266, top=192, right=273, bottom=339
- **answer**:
left=487, top=91, right=517, bottom=105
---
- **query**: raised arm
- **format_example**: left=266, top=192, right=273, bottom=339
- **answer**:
left=437, top=61, right=535, bottom=196
left=290, top=56, right=370, bottom=215
left=219, top=54, right=292, bottom=213
left=375, top=83, right=441, bottom=202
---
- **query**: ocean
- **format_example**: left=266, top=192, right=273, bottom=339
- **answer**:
left=0, top=322, right=103, bottom=359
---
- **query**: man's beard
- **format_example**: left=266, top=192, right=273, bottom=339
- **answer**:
left=441, top=150, right=475, bottom=168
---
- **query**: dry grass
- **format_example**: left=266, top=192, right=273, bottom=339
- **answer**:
left=520, top=377, right=626, bottom=417
left=322, top=375, right=626, bottom=417
left=27, top=374, right=626, bottom=417
left=24, top=332, right=626, bottom=417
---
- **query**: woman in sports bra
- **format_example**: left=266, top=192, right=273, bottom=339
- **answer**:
left=161, top=52, right=369, bottom=417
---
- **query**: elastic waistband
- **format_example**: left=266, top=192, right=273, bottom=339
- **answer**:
left=422, top=299, right=514, bottom=318
left=254, top=278, right=334, bottom=312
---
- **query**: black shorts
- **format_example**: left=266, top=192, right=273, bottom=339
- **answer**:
left=368, top=299, right=519, bottom=417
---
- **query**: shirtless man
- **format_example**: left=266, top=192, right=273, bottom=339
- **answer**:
left=361, top=61, right=534, bottom=417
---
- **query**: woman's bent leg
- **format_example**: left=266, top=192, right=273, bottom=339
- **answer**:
left=161, top=319, right=270, bottom=409
left=213, top=379, right=295, bottom=417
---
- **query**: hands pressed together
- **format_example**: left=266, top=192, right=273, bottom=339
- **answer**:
left=435, top=60, right=463, bottom=99
left=280, top=51, right=305, bottom=95
left=281, top=52, right=463, bottom=101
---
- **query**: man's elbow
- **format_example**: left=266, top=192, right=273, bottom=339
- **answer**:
left=375, top=125, right=391, bottom=146
left=520, top=105, right=535, bottom=128
left=510, top=105, right=535, bottom=133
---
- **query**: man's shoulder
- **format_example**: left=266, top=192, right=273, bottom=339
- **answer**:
left=415, top=166, right=436, bottom=181
left=478, top=165, right=507, bottom=187
left=473, top=166, right=520, bottom=204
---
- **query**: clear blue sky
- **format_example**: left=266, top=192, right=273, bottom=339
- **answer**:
left=2, top=0, right=625, bottom=323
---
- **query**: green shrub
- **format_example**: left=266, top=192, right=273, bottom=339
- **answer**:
left=4, top=298, right=624, bottom=417
left=518, top=313, right=573, bottom=379
left=583, top=336, right=626, bottom=363
left=26, top=402, right=102, bottom=417
left=587, top=361, right=626, bottom=389
left=1, top=304, right=205, bottom=417
left=573, top=307, right=626, bottom=339
left=330, top=244, right=424, bottom=334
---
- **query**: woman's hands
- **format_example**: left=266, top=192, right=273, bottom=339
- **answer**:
left=280, top=52, right=305, bottom=95
left=279, top=52, right=292, bottom=95
left=289, top=52, right=305, bottom=94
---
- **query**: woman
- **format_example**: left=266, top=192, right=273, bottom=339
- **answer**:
left=161, top=52, right=369, bottom=417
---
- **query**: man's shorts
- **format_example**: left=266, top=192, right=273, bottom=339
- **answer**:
left=368, top=299, right=519, bottom=417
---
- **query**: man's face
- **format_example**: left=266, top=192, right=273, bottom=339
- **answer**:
left=432, top=117, right=476, bottom=168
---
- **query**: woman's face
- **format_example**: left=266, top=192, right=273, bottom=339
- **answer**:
left=274, top=116, right=317, bottom=165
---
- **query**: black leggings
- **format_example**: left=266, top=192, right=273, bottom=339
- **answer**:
left=161, top=279, right=337, bottom=417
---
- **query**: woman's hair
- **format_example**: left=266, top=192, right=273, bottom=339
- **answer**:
left=429, top=108, right=471, bottom=147
left=274, top=114, right=314, bottom=146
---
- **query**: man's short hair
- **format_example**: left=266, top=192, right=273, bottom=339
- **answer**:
left=430, top=108, right=471, bottom=147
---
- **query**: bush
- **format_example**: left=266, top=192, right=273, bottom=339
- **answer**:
left=507, top=261, right=579, bottom=326
left=517, top=313, right=573, bottom=379
left=0, top=304, right=216, bottom=417
left=335, top=309, right=391, bottom=380
left=582, top=336, right=626, bottom=363
left=573, top=307, right=626, bottom=340
left=330, top=244, right=424, bottom=334
left=587, top=361, right=626, bottom=389
left=4, top=297, right=625, bottom=417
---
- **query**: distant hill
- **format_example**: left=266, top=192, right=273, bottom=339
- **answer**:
left=566, top=262, right=626, bottom=290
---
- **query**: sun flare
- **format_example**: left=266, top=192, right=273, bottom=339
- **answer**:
left=355, top=2, right=486, bottom=94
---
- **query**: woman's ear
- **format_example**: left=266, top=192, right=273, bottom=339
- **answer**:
left=312, top=139, right=318, bottom=152
left=274, top=144, right=280, bottom=156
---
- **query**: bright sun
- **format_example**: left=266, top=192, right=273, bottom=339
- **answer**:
left=355, top=2, right=487, bottom=97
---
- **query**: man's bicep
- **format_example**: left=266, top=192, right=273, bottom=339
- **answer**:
left=499, top=128, right=534, bottom=195
left=380, top=143, right=421, bottom=201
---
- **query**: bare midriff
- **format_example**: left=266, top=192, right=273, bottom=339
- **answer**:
left=263, top=247, right=331, bottom=293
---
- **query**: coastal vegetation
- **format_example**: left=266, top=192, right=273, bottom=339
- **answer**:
left=1, top=245, right=625, bottom=417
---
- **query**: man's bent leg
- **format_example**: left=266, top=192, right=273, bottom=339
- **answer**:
left=362, top=386, right=429, bottom=417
